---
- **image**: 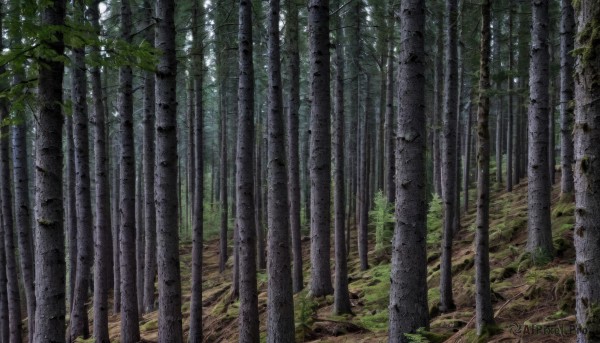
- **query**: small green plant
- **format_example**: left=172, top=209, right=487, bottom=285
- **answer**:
left=427, top=193, right=443, bottom=247
left=369, top=190, right=395, bottom=252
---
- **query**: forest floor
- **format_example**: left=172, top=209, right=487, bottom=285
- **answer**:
left=102, top=175, right=578, bottom=343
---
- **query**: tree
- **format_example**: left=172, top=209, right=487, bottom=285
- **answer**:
left=188, top=0, right=205, bottom=341
left=34, top=0, right=67, bottom=341
left=573, top=1, right=600, bottom=340
left=265, top=0, right=295, bottom=340
left=474, top=0, right=495, bottom=335
left=506, top=1, right=514, bottom=192
left=559, top=0, right=575, bottom=196
left=155, top=0, right=183, bottom=340
left=388, top=0, right=429, bottom=341
left=332, top=0, right=352, bottom=315
left=308, top=0, right=334, bottom=298
left=142, top=0, right=158, bottom=313
left=8, top=1, right=36, bottom=340
left=236, top=0, right=259, bottom=341
left=69, top=0, right=93, bottom=338
left=89, top=2, right=111, bottom=341
left=526, top=0, right=553, bottom=259
left=118, top=0, right=140, bottom=340
left=384, top=6, right=395, bottom=204
left=440, top=0, right=459, bottom=313
left=285, top=0, right=303, bottom=294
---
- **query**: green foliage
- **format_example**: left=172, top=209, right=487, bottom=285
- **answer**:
left=427, top=193, right=443, bottom=248
left=369, top=190, right=394, bottom=252
left=404, top=327, right=449, bottom=343
left=203, top=202, right=221, bottom=240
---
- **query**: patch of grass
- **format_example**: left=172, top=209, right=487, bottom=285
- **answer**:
left=358, top=308, right=389, bottom=333
left=140, top=318, right=158, bottom=332
left=427, top=194, right=443, bottom=249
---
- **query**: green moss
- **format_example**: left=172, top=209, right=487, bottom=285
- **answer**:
left=462, top=324, right=501, bottom=343
left=584, top=303, right=600, bottom=340
left=140, top=318, right=158, bottom=332
left=405, top=328, right=450, bottom=343
left=574, top=15, right=600, bottom=65
left=74, top=338, right=96, bottom=343
left=358, top=308, right=389, bottom=332
left=428, top=287, right=441, bottom=317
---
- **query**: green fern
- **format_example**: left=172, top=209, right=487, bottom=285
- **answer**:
left=369, top=191, right=395, bottom=252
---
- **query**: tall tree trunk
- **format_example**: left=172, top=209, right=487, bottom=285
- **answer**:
left=559, top=0, right=575, bottom=196
left=188, top=0, right=204, bottom=341
left=8, top=1, right=35, bottom=339
left=142, top=0, right=157, bottom=314
left=475, top=0, right=495, bottom=335
left=384, top=29, right=395, bottom=204
left=388, top=0, right=429, bottom=340
left=118, top=1, right=141, bottom=340
left=332, top=1, right=352, bottom=314
left=463, top=98, right=473, bottom=213
left=89, top=3, right=111, bottom=341
left=34, top=1, right=66, bottom=341
left=265, top=0, right=295, bottom=339
left=236, top=0, right=258, bottom=339
left=526, top=0, right=553, bottom=259
left=155, top=0, right=183, bottom=340
left=506, top=2, right=514, bottom=192
left=66, top=115, right=77, bottom=312
left=112, top=140, right=121, bottom=314
left=433, top=11, right=444, bottom=198
left=440, top=0, right=459, bottom=313
left=255, top=120, right=266, bottom=270
left=308, top=0, right=334, bottom=297
left=285, top=0, right=303, bottom=294
left=0, top=208, right=7, bottom=343
left=573, top=2, right=600, bottom=341
left=136, top=165, right=145, bottom=315
left=70, top=0, right=93, bottom=338
left=358, top=75, right=369, bottom=271
left=0, top=66, right=22, bottom=343
left=219, top=90, right=228, bottom=273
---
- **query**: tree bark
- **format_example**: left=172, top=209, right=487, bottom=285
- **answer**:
left=219, top=89, right=228, bottom=273
left=265, top=0, right=295, bottom=339
left=308, top=0, right=334, bottom=297
left=118, top=1, right=141, bottom=340
left=358, top=74, right=370, bottom=271
left=89, top=3, right=111, bottom=341
left=34, top=1, right=66, bottom=341
left=188, top=0, right=204, bottom=341
left=384, top=29, right=395, bottom=204
left=136, top=163, right=145, bottom=315
left=559, top=0, right=575, bottom=196
left=332, top=1, right=352, bottom=314
left=236, top=0, right=259, bottom=340
left=507, top=2, right=514, bottom=192
left=285, top=0, right=303, bottom=294
left=155, top=0, right=183, bottom=340
left=388, top=1, right=429, bottom=341
left=526, top=0, right=553, bottom=259
left=112, top=140, right=121, bottom=314
left=440, top=0, right=459, bottom=313
left=475, top=0, right=495, bottom=335
left=69, top=1, right=93, bottom=338
left=573, top=2, right=600, bottom=341
left=463, top=98, right=473, bottom=213
left=433, top=10, right=444, bottom=198
left=66, top=115, right=77, bottom=313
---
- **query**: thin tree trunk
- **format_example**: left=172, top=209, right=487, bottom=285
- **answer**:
left=266, top=0, right=295, bottom=339
left=526, top=0, right=553, bottom=259
left=69, top=1, right=93, bottom=339
left=475, top=0, right=495, bottom=334
left=384, top=31, right=395, bottom=203
left=358, top=74, right=369, bottom=271
left=308, top=0, right=334, bottom=297
left=66, top=115, right=77, bottom=313
left=507, top=2, right=514, bottom=192
left=34, top=1, right=66, bottom=341
left=90, top=3, right=110, bottom=341
left=136, top=165, right=144, bottom=315
left=236, top=0, right=259, bottom=341
left=0, top=207, right=7, bottom=343
left=118, top=1, right=140, bottom=340
left=8, top=1, right=35, bottom=339
left=219, top=90, right=228, bottom=273
left=573, top=2, right=600, bottom=340
left=559, top=0, right=575, bottom=196
left=188, top=0, right=204, bottom=340
left=155, top=0, right=183, bottom=340
left=440, top=0, right=459, bottom=313
left=388, top=0, right=429, bottom=340
left=0, top=69, right=22, bottom=343
left=255, top=120, right=266, bottom=270
left=463, top=98, right=473, bottom=213
left=433, top=11, right=444, bottom=198
left=285, top=0, right=303, bottom=294
left=113, top=140, right=121, bottom=314
left=333, top=1, right=352, bottom=314
left=142, top=0, right=157, bottom=313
